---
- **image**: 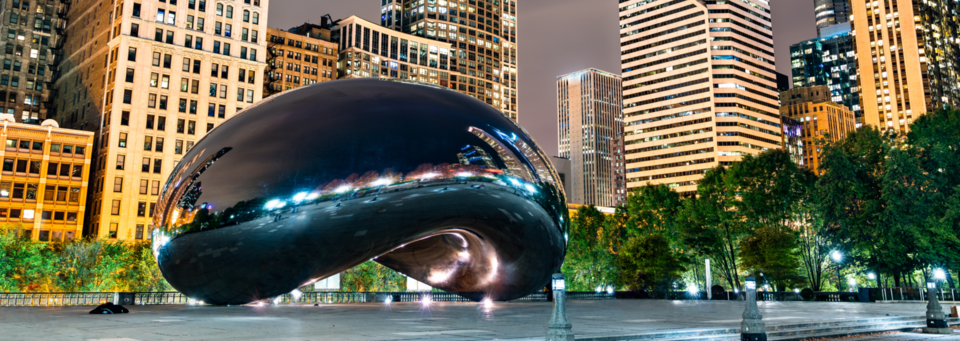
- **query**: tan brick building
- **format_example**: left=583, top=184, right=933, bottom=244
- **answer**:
left=264, top=24, right=338, bottom=96
left=52, top=0, right=269, bottom=240
left=0, top=118, right=93, bottom=241
left=780, top=86, right=856, bottom=173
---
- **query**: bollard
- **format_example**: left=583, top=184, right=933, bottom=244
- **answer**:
left=922, top=283, right=953, bottom=334
left=741, top=277, right=767, bottom=341
left=546, top=273, right=574, bottom=341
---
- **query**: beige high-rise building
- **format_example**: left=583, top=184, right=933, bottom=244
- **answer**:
left=53, top=0, right=269, bottom=240
left=620, top=0, right=782, bottom=195
left=0, top=118, right=93, bottom=241
left=379, top=0, right=518, bottom=121
left=851, top=0, right=959, bottom=132
left=557, top=68, right=622, bottom=207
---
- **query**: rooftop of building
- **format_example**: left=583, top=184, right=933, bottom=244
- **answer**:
left=332, top=15, right=453, bottom=48
left=0, top=115, right=94, bottom=137
left=557, top=68, right=622, bottom=81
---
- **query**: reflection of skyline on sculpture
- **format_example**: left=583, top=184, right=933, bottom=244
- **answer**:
left=152, top=79, right=567, bottom=305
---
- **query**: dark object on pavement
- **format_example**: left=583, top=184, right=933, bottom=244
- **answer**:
left=89, top=302, right=129, bottom=314
left=800, top=288, right=815, bottom=301
left=153, top=79, right=569, bottom=305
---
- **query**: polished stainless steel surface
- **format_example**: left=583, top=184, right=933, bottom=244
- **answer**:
left=152, top=79, right=568, bottom=305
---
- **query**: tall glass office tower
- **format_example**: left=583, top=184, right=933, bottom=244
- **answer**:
left=380, top=0, right=518, bottom=121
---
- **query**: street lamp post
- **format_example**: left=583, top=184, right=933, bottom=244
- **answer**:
left=831, top=251, right=843, bottom=292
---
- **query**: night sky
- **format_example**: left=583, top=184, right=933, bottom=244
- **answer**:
left=270, top=0, right=817, bottom=157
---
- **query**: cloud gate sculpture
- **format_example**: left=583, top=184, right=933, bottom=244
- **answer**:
left=152, top=79, right=568, bottom=305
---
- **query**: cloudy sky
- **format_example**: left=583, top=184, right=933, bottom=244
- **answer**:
left=270, top=0, right=817, bottom=157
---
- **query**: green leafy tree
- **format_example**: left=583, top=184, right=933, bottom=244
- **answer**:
left=678, top=165, right=745, bottom=290
left=623, top=184, right=682, bottom=240
left=615, top=233, right=686, bottom=291
left=817, top=127, right=890, bottom=283
left=561, top=205, right=618, bottom=291
left=0, top=226, right=58, bottom=291
left=739, top=227, right=805, bottom=290
left=340, top=261, right=406, bottom=292
left=908, top=108, right=960, bottom=287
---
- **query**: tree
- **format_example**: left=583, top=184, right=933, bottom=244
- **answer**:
left=623, top=184, right=682, bottom=240
left=739, top=227, right=805, bottom=290
left=561, top=205, right=618, bottom=291
left=908, top=108, right=960, bottom=287
left=817, top=127, right=890, bottom=283
left=615, top=233, right=686, bottom=292
left=725, top=150, right=816, bottom=232
left=678, top=165, right=746, bottom=290
left=340, top=261, right=406, bottom=292
left=0, top=226, right=57, bottom=291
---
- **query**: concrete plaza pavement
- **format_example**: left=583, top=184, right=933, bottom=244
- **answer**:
left=0, top=300, right=949, bottom=341
left=841, top=332, right=960, bottom=341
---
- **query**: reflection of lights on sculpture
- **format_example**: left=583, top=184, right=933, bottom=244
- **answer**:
left=429, top=269, right=454, bottom=283
left=334, top=185, right=353, bottom=193
left=485, top=255, right=499, bottom=284
left=292, top=192, right=309, bottom=203
left=524, top=183, right=536, bottom=193
left=291, top=289, right=302, bottom=301
left=306, top=192, right=320, bottom=201
left=372, top=178, right=393, bottom=187
left=264, top=199, right=284, bottom=210
left=458, top=251, right=470, bottom=260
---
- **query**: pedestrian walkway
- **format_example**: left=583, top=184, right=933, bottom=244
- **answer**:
left=0, top=300, right=953, bottom=340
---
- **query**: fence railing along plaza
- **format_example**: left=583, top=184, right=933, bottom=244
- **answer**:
left=1, top=287, right=956, bottom=307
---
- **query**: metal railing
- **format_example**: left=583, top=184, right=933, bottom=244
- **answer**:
left=135, top=292, right=191, bottom=305
left=0, top=292, right=114, bottom=307
left=878, top=287, right=960, bottom=302
left=0, top=290, right=617, bottom=307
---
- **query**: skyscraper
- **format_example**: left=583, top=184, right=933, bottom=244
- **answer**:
left=0, top=0, right=66, bottom=123
left=557, top=68, right=622, bottom=207
left=53, top=0, right=269, bottom=240
left=851, top=0, right=959, bottom=132
left=378, top=0, right=518, bottom=121
left=814, top=0, right=851, bottom=35
left=332, top=15, right=458, bottom=87
left=620, top=0, right=781, bottom=195
left=790, top=26, right=861, bottom=125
